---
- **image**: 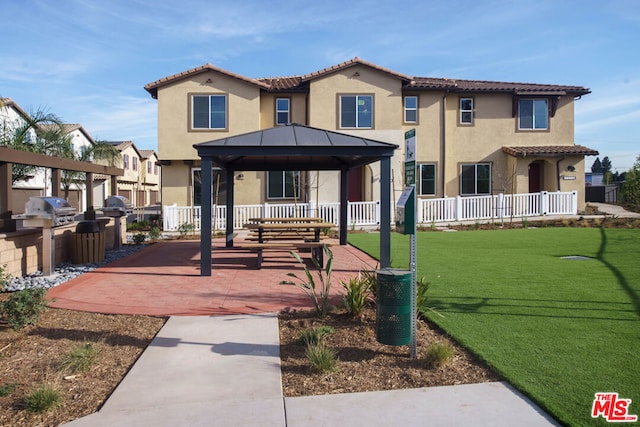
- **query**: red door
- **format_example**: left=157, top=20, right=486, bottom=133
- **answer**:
left=348, top=168, right=363, bottom=201
left=528, top=162, right=541, bottom=193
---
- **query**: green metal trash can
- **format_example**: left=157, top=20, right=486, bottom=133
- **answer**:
left=376, top=268, right=411, bottom=346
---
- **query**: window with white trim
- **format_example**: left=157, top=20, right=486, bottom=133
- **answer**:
left=461, top=163, right=491, bottom=195
left=459, top=98, right=474, bottom=125
left=518, top=98, right=548, bottom=130
left=275, top=98, right=290, bottom=125
left=147, top=161, right=152, bottom=174
left=123, top=154, right=129, bottom=169
left=192, top=94, right=227, bottom=129
left=418, top=163, right=436, bottom=195
left=132, top=157, right=138, bottom=171
left=404, top=96, right=418, bottom=123
left=340, top=95, right=373, bottom=128
left=267, top=170, right=300, bottom=199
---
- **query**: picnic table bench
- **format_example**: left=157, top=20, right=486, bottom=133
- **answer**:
left=238, top=218, right=335, bottom=269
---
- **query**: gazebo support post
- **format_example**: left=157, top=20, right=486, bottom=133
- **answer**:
left=225, top=168, right=234, bottom=248
left=339, top=168, right=348, bottom=245
left=200, top=158, right=213, bottom=276
left=379, top=156, right=391, bottom=268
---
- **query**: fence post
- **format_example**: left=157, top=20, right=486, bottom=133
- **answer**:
left=540, top=191, right=548, bottom=215
left=571, top=191, right=578, bottom=214
left=376, top=200, right=381, bottom=225
left=497, top=193, right=504, bottom=219
left=263, top=202, right=269, bottom=218
left=455, top=196, right=462, bottom=221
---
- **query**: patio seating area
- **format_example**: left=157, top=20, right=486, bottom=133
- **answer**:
left=47, top=239, right=378, bottom=316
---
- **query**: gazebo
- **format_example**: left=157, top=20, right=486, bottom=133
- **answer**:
left=193, top=124, right=398, bottom=276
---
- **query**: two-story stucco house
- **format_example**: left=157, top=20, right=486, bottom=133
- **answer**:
left=145, top=58, right=597, bottom=213
left=102, top=141, right=161, bottom=207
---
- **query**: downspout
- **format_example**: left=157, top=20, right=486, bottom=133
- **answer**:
left=441, top=92, right=447, bottom=197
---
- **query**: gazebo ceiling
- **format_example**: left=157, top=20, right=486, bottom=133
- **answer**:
left=194, top=124, right=398, bottom=171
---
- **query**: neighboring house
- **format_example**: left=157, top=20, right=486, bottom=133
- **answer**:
left=102, top=141, right=160, bottom=207
left=139, top=149, right=161, bottom=206
left=144, top=58, right=598, bottom=211
left=1, top=98, right=96, bottom=212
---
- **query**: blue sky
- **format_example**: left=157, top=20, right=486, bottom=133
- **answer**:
left=1, top=0, right=639, bottom=172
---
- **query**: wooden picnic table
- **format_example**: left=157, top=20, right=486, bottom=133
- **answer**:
left=240, top=218, right=335, bottom=268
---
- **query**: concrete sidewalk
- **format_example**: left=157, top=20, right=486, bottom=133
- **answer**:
left=64, top=315, right=558, bottom=427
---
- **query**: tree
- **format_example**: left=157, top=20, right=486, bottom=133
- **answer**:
left=591, top=157, right=603, bottom=173
left=601, top=156, right=612, bottom=174
left=60, top=141, right=121, bottom=200
left=621, top=155, right=640, bottom=209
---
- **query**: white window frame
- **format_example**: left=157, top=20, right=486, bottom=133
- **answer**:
left=275, top=98, right=290, bottom=125
left=459, top=97, right=474, bottom=125
left=339, top=95, right=373, bottom=129
left=518, top=98, right=548, bottom=130
left=132, top=157, right=138, bottom=171
left=418, top=163, right=436, bottom=195
left=460, top=163, right=491, bottom=195
left=267, top=170, right=300, bottom=199
left=123, top=154, right=129, bottom=169
left=192, top=94, right=227, bottom=130
left=404, top=96, right=418, bottom=123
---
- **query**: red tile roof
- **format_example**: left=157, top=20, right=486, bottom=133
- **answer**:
left=502, top=145, right=599, bottom=157
left=144, top=58, right=590, bottom=96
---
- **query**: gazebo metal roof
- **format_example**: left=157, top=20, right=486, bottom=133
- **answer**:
left=194, top=124, right=398, bottom=276
left=194, top=124, right=398, bottom=171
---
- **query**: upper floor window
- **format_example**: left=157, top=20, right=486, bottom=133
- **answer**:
left=340, top=95, right=373, bottom=129
left=461, top=163, right=491, bottom=195
left=460, top=98, right=474, bottom=125
left=123, top=154, right=129, bottom=169
left=154, top=164, right=158, bottom=174
left=132, top=157, right=138, bottom=171
left=518, top=99, right=548, bottom=130
left=267, top=170, right=300, bottom=199
left=404, top=96, right=418, bottom=123
left=147, top=161, right=152, bottom=174
left=192, top=94, right=227, bottom=129
left=418, top=163, right=436, bottom=195
left=275, top=98, right=290, bottom=125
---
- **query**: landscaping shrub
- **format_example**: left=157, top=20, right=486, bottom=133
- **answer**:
left=177, top=222, right=196, bottom=237
left=422, top=341, right=454, bottom=369
left=341, top=272, right=373, bottom=316
left=60, top=342, right=99, bottom=373
left=0, top=264, right=11, bottom=291
left=0, top=288, right=49, bottom=330
left=297, top=326, right=335, bottom=346
left=132, top=232, right=147, bottom=244
left=305, top=343, right=337, bottom=372
left=148, top=226, right=161, bottom=241
left=280, top=246, right=334, bottom=318
left=24, top=384, right=61, bottom=413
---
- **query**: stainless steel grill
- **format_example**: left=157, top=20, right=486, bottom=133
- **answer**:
left=16, top=196, right=76, bottom=227
left=103, top=195, right=133, bottom=217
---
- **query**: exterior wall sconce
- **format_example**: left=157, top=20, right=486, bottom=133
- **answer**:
left=236, top=173, right=245, bottom=180
left=205, top=78, right=213, bottom=83
left=567, top=165, right=576, bottom=172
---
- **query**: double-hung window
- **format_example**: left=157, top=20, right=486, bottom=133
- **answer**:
left=147, top=161, right=152, bottom=174
left=404, top=96, right=418, bottom=123
left=267, top=170, right=300, bottom=199
left=123, top=154, right=129, bottom=169
left=192, top=94, right=227, bottom=129
left=518, top=98, right=548, bottom=130
left=418, top=163, right=436, bottom=195
left=340, top=95, right=373, bottom=128
left=275, top=98, right=290, bottom=125
left=132, top=157, right=138, bottom=171
left=459, top=98, right=474, bottom=125
left=461, top=163, right=491, bottom=195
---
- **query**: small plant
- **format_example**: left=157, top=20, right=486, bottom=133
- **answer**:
left=0, top=264, right=11, bottom=291
left=0, top=288, right=49, bottom=330
left=60, top=342, right=99, bottom=373
left=148, top=226, right=161, bottom=241
left=359, top=266, right=378, bottom=299
left=422, top=341, right=454, bottom=369
left=305, top=343, right=337, bottom=372
left=132, top=232, right=147, bottom=244
left=416, top=276, right=431, bottom=317
left=280, top=246, right=334, bottom=318
left=522, top=217, right=528, bottom=228
left=297, top=325, right=335, bottom=346
left=178, top=222, right=196, bottom=236
left=341, top=272, right=373, bottom=316
left=24, top=384, right=61, bottom=413
left=0, top=383, right=18, bottom=397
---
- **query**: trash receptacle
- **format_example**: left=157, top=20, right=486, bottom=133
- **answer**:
left=73, top=221, right=106, bottom=264
left=376, top=268, right=412, bottom=346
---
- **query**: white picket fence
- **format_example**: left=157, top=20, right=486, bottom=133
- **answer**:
left=162, top=191, right=578, bottom=232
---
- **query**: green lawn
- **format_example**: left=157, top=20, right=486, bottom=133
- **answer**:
left=348, top=227, right=640, bottom=426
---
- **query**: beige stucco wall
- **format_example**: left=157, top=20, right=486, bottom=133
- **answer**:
left=259, top=93, right=307, bottom=127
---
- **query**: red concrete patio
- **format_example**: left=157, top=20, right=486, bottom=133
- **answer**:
left=47, top=239, right=379, bottom=316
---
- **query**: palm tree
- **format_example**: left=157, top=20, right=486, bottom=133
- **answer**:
left=60, top=140, right=121, bottom=200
